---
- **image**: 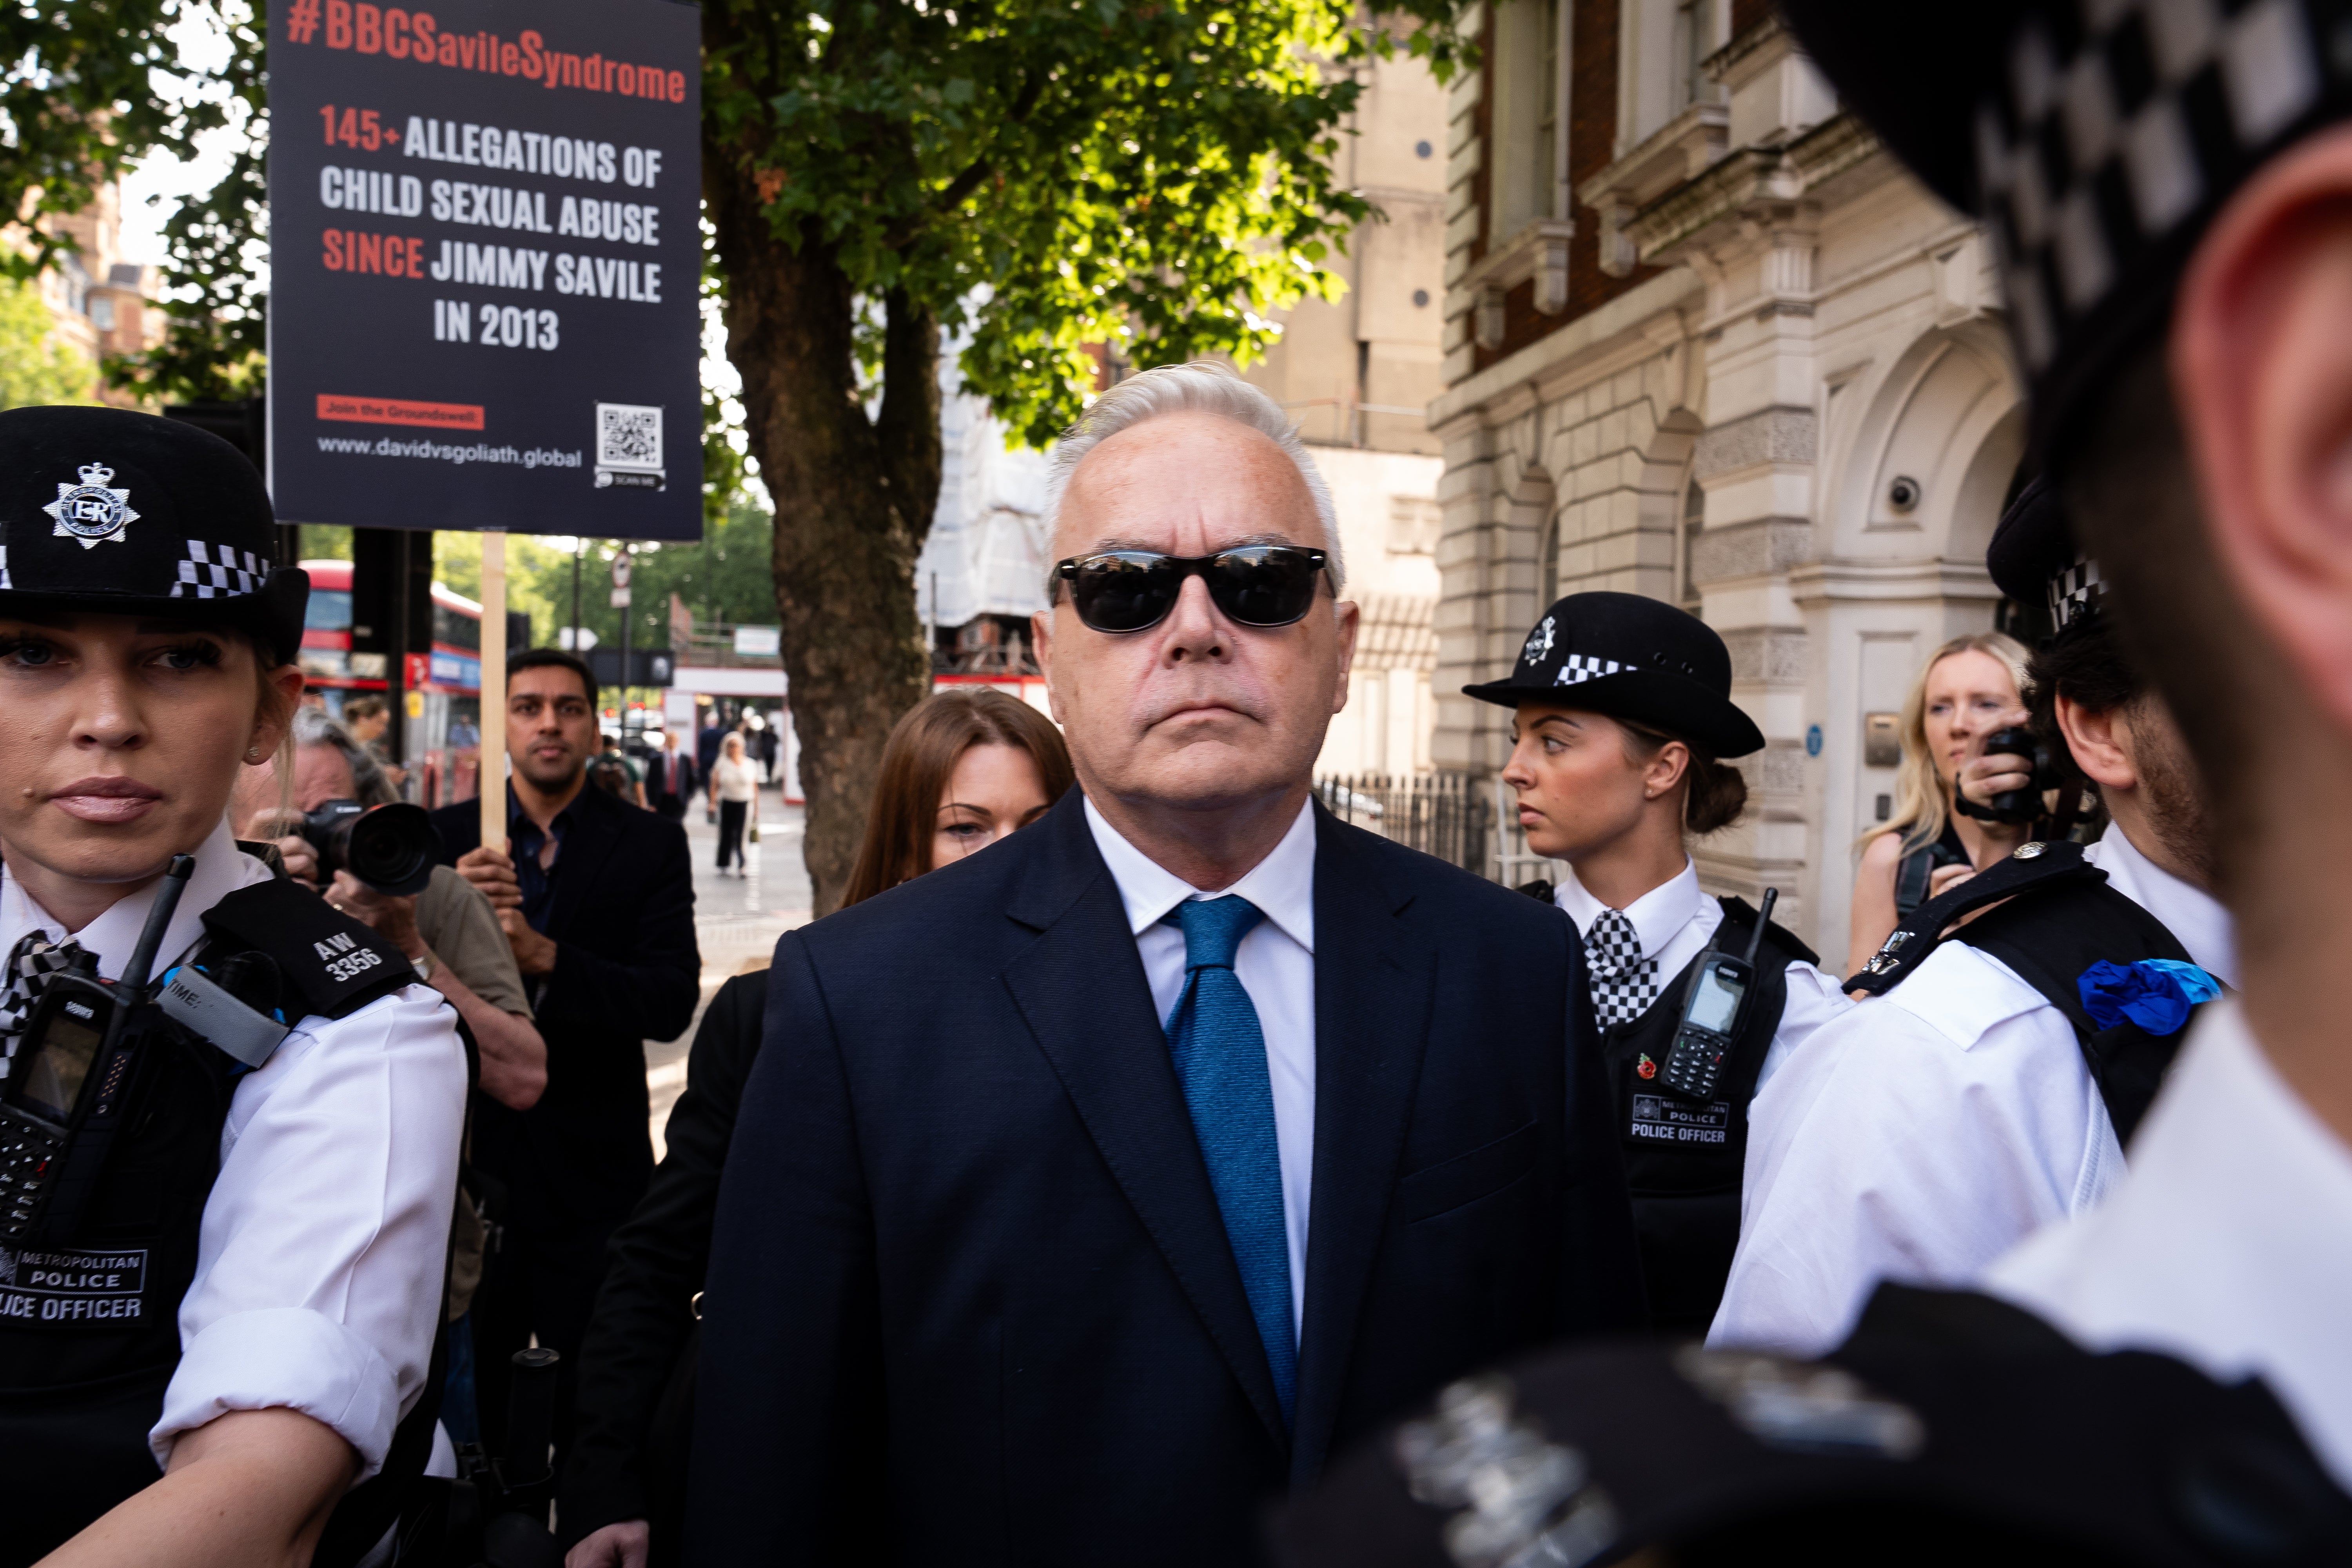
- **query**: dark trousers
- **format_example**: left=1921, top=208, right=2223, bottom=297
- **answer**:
left=471, top=1242, right=604, bottom=1468
left=716, top=799, right=748, bottom=868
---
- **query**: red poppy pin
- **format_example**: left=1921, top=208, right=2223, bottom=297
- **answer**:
left=1636, top=1054, right=1658, bottom=1080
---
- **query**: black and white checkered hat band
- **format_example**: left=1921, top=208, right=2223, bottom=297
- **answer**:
left=2049, top=557, right=2104, bottom=629
left=1976, top=0, right=2332, bottom=377
left=0, top=546, right=12, bottom=591
left=1554, top=653, right=1627, bottom=688
left=168, top=540, right=269, bottom=599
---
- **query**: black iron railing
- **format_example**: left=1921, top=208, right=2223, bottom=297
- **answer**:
left=1314, top=773, right=1496, bottom=878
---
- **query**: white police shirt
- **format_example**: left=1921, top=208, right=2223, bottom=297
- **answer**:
left=1085, top=795, right=1316, bottom=1334
left=1549, top=859, right=1851, bottom=1094
left=0, top=820, right=466, bottom=1481
left=1710, top=824, right=2235, bottom=1357
left=1983, top=1000, right=2352, bottom=1488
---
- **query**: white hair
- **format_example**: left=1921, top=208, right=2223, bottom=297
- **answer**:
left=1043, top=361, right=1346, bottom=592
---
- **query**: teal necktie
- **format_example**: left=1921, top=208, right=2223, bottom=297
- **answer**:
left=1162, top=895, right=1297, bottom=1425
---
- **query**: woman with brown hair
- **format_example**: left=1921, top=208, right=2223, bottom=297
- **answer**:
left=1469, top=592, right=1849, bottom=1336
left=561, top=685, right=1072, bottom=1568
left=841, top=685, right=1079, bottom=907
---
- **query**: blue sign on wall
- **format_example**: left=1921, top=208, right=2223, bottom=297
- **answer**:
left=267, top=0, right=702, bottom=539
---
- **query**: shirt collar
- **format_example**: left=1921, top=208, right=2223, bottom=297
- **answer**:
left=1, top=819, right=272, bottom=980
left=2085, top=824, right=2237, bottom=989
left=509, top=780, right=583, bottom=842
left=1083, top=795, right=1317, bottom=956
left=1552, top=857, right=1704, bottom=958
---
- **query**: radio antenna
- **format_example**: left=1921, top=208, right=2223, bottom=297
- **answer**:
left=1740, top=887, right=1778, bottom=967
left=121, top=854, right=196, bottom=994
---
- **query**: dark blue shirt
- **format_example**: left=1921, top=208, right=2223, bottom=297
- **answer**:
left=508, top=782, right=579, bottom=935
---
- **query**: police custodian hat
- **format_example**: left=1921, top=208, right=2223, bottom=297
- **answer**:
left=1463, top=591, right=1767, bottom=759
left=0, top=405, right=307, bottom=664
left=1778, top=0, right=2352, bottom=463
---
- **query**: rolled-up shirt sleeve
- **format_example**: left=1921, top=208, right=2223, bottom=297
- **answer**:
left=153, top=982, right=466, bottom=1479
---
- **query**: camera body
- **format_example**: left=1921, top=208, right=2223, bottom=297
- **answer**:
left=1955, top=724, right=2065, bottom=826
left=289, top=799, right=442, bottom=896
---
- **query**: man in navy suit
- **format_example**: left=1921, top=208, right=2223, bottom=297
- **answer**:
left=689, top=365, right=1641, bottom=1566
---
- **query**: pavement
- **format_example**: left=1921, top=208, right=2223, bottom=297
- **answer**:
left=643, top=776, right=810, bottom=1157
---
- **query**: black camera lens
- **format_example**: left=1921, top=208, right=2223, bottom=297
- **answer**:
left=341, top=804, right=442, bottom=897
left=302, top=798, right=440, bottom=896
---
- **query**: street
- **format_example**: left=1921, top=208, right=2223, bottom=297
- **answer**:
left=644, top=777, right=809, bottom=1157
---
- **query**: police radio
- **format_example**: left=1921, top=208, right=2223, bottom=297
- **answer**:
left=0, top=855, right=196, bottom=1248
left=1658, top=887, right=1776, bottom=1102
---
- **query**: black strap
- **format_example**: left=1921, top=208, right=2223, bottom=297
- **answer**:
left=1515, top=878, right=1555, bottom=902
left=1847, top=840, right=2107, bottom=995
left=198, top=880, right=414, bottom=1022
left=1850, top=839, right=2205, bottom=1149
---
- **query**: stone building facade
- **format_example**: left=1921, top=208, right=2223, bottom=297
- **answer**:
left=1431, top=0, right=2028, bottom=965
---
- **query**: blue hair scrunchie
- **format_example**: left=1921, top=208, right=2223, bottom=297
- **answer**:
left=2077, top=958, right=2223, bottom=1037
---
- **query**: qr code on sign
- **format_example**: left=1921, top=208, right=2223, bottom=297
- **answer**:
left=596, top=403, right=663, bottom=471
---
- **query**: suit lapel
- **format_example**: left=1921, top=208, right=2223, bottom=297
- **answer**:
left=544, top=785, right=622, bottom=940
left=1292, top=807, right=1436, bottom=1483
left=1000, top=796, right=1292, bottom=1450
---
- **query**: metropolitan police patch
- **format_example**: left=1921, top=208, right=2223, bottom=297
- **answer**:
left=40, top=463, right=138, bottom=549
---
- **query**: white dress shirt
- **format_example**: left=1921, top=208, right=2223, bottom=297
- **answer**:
left=1550, top=858, right=1851, bottom=1094
left=1710, top=825, right=2235, bottom=1356
left=0, top=821, right=466, bottom=1481
left=1085, top=796, right=1316, bottom=1332
left=1983, top=1000, right=2352, bottom=1488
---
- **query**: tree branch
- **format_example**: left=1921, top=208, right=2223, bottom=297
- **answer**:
left=875, top=288, right=943, bottom=552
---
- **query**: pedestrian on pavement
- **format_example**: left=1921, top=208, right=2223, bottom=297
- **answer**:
left=1474, top=592, right=1851, bottom=1336
left=561, top=689, right=1074, bottom=1568
left=707, top=733, right=758, bottom=874
left=648, top=727, right=698, bottom=821
left=1844, top=633, right=2037, bottom=977
left=687, top=362, right=1642, bottom=1566
left=430, top=648, right=701, bottom=1472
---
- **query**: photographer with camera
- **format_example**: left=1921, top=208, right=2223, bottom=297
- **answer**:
left=232, top=709, right=547, bottom=1113
left=1709, top=478, right=2235, bottom=1357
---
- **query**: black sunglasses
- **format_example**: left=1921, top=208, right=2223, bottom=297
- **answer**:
left=1053, top=546, right=1330, bottom=634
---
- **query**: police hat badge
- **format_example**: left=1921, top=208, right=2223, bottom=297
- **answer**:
left=42, top=462, right=138, bottom=549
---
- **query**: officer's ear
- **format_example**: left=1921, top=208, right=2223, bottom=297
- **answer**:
left=2173, top=122, right=2352, bottom=739
left=249, top=656, right=307, bottom=765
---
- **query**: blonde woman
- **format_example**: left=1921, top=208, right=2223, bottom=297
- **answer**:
left=1844, top=632, right=2035, bottom=977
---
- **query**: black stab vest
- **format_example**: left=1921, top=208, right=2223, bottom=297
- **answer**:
left=1525, top=883, right=1814, bottom=1336
left=0, top=876, right=425, bottom=1568
left=1851, top=839, right=2212, bottom=1150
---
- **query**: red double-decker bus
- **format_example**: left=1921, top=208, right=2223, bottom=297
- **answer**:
left=297, top=559, right=485, bottom=806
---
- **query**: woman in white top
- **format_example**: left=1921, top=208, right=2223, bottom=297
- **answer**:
left=1465, top=591, right=1849, bottom=1334
left=707, top=732, right=760, bottom=875
left=1845, top=632, right=2037, bottom=978
left=0, top=407, right=464, bottom=1566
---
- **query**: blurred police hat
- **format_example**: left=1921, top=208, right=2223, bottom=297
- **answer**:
left=0, top=405, right=307, bottom=664
left=1778, top=0, right=2352, bottom=460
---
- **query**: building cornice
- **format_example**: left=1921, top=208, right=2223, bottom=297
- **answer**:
left=1788, top=555, right=2002, bottom=608
left=1428, top=266, right=1704, bottom=430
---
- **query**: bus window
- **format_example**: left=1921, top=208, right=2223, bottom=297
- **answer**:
left=306, top=589, right=353, bottom=632
left=433, top=601, right=480, bottom=652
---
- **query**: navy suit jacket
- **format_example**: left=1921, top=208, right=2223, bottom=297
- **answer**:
left=688, top=793, right=1641, bottom=1566
left=432, top=782, right=701, bottom=1261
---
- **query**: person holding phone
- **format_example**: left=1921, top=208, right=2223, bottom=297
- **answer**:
left=1473, top=592, right=1851, bottom=1336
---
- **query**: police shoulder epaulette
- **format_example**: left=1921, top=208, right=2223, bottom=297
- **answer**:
left=199, top=878, right=415, bottom=1022
left=1715, top=895, right=1821, bottom=967
left=1515, top=878, right=1556, bottom=902
left=1847, top=840, right=2105, bottom=998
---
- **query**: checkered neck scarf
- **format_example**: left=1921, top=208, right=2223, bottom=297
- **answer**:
left=0, top=931, right=81, bottom=1075
left=1584, top=909, right=1662, bottom=1029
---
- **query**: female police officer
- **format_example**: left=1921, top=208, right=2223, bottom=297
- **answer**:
left=0, top=407, right=465, bottom=1566
left=1468, top=592, right=1848, bottom=1334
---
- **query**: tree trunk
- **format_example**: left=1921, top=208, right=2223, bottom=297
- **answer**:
left=704, top=132, right=942, bottom=915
